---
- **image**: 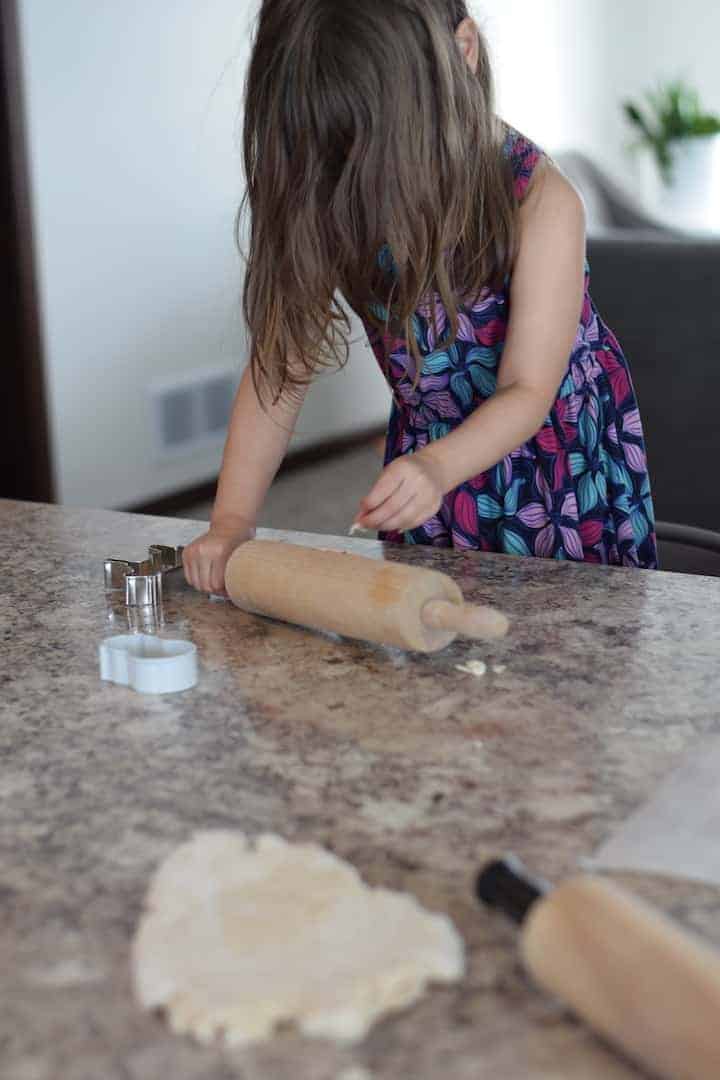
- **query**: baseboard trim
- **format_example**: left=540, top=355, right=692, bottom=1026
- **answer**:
left=125, top=425, right=386, bottom=517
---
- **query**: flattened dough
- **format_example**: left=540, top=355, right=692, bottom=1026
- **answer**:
left=131, top=831, right=464, bottom=1046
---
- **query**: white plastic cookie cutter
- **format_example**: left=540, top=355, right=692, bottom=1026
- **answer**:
left=99, top=633, right=198, bottom=694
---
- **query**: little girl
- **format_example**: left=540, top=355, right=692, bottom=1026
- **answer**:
left=183, top=0, right=657, bottom=596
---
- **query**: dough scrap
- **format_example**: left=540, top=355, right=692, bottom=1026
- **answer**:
left=455, top=660, right=487, bottom=678
left=131, top=831, right=464, bottom=1047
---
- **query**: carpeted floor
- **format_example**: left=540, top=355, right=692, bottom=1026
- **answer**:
left=178, top=439, right=384, bottom=537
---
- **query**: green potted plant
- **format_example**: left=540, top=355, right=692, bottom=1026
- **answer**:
left=622, top=77, right=720, bottom=230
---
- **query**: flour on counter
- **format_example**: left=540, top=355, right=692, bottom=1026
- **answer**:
left=455, top=660, right=487, bottom=678
left=132, top=831, right=464, bottom=1047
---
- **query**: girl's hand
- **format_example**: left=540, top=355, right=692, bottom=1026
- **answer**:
left=182, top=514, right=256, bottom=595
left=353, top=453, right=446, bottom=534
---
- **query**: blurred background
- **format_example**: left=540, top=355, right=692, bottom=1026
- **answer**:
left=3, top=1, right=719, bottom=560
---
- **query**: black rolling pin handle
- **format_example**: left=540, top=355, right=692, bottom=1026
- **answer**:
left=476, top=854, right=551, bottom=925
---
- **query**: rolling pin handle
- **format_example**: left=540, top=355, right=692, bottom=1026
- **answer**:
left=476, top=856, right=550, bottom=925
left=421, top=599, right=510, bottom=641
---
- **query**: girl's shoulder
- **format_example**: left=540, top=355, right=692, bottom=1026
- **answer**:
left=500, top=119, right=546, bottom=204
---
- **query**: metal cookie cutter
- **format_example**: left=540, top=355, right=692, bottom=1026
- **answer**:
left=104, top=544, right=185, bottom=607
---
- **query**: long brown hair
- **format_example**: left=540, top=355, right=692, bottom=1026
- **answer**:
left=239, top=0, right=518, bottom=406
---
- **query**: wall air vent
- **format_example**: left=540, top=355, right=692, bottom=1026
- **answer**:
left=151, top=367, right=237, bottom=458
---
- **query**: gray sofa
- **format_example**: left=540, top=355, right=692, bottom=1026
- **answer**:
left=553, top=151, right=720, bottom=574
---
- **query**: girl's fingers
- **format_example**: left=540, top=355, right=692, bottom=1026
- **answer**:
left=183, top=540, right=233, bottom=594
left=367, top=491, right=418, bottom=531
left=360, top=470, right=405, bottom=515
left=186, top=559, right=200, bottom=592
left=360, top=493, right=411, bottom=530
left=375, top=495, right=422, bottom=534
left=210, top=562, right=227, bottom=595
left=191, top=557, right=207, bottom=593
left=205, top=557, right=226, bottom=595
left=199, top=558, right=213, bottom=594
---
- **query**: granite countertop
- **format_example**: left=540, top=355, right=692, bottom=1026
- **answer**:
left=3, top=498, right=720, bottom=1080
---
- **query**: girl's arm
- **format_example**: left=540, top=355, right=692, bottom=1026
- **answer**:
left=354, top=159, right=587, bottom=533
left=212, top=361, right=307, bottom=531
left=183, top=359, right=309, bottom=593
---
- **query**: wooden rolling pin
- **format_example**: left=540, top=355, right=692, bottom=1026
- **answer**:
left=224, top=540, right=509, bottom=652
left=477, top=856, right=720, bottom=1080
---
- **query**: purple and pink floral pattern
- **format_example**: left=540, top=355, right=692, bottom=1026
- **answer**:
left=359, top=123, right=658, bottom=568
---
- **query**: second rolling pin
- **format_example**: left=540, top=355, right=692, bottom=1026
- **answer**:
left=477, top=856, right=720, bottom=1080
left=224, top=540, right=509, bottom=652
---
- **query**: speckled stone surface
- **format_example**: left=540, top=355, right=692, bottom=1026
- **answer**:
left=2, top=498, right=720, bottom=1080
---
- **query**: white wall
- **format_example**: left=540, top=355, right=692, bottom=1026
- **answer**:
left=476, top=0, right=606, bottom=158
left=478, top=0, right=720, bottom=189
left=19, top=0, right=388, bottom=508
left=597, top=0, right=720, bottom=188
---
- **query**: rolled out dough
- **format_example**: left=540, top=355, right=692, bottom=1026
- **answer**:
left=131, top=831, right=464, bottom=1047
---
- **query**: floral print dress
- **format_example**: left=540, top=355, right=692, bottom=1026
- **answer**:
left=359, top=123, right=658, bottom=568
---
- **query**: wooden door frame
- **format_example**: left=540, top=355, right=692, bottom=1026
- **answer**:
left=1, top=0, right=54, bottom=503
